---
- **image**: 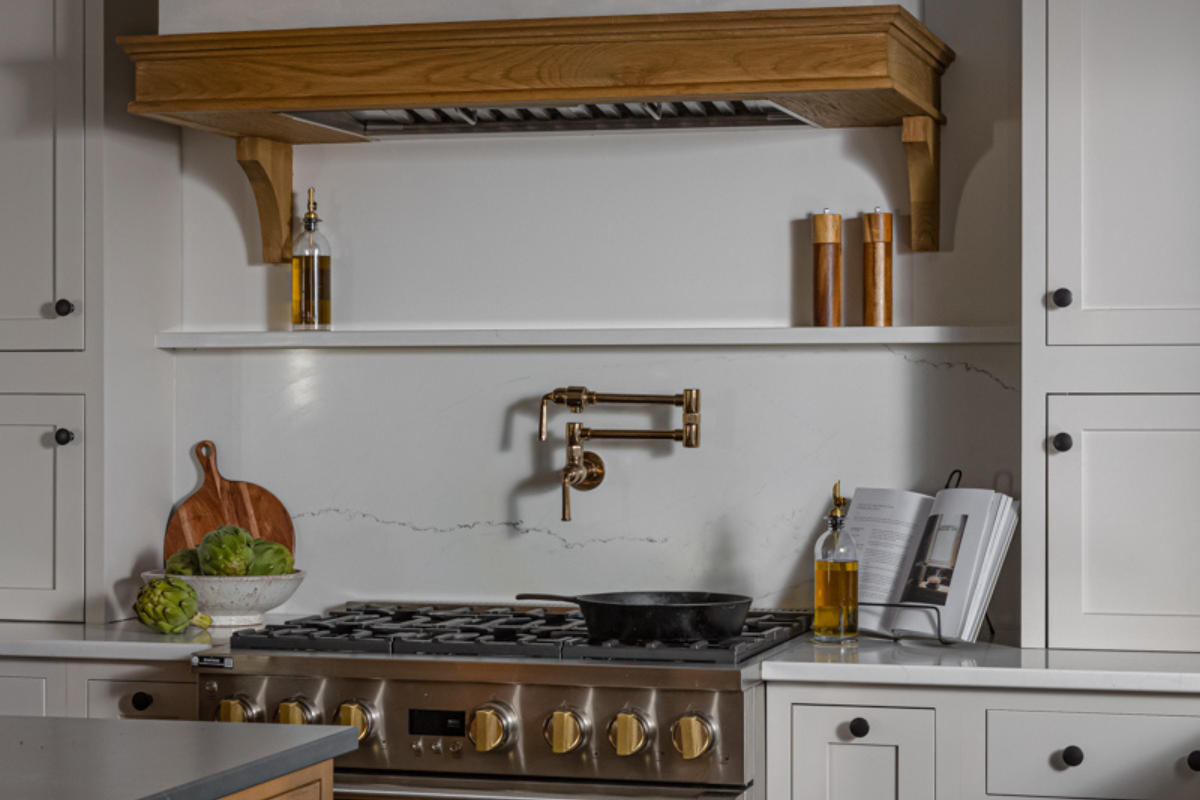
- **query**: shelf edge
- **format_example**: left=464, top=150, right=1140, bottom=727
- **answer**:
left=155, top=326, right=1021, bottom=350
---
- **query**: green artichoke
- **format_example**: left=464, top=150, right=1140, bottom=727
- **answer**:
left=165, top=547, right=201, bottom=576
left=198, top=525, right=256, bottom=576
left=246, top=539, right=294, bottom=575
left=134, top=577, right=212, bottom=634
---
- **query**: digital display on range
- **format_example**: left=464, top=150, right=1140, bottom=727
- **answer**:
left=409, top=709, right=466, bottom=737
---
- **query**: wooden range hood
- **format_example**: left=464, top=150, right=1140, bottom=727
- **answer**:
left=120, top=6, right=955, bottom=260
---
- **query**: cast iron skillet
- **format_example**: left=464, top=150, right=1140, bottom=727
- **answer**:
left=515, top=591, right=752, bottom=643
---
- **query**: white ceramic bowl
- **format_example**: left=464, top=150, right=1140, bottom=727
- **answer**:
left=141, top=569, right=305, bottom=627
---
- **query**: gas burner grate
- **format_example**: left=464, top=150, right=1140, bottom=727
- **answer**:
left=230, top=603, right=810, bottom=663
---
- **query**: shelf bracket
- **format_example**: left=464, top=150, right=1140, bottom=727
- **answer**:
left=902, top=116, right=941, bottom=252
left=235, top=137, right=293, bottom=264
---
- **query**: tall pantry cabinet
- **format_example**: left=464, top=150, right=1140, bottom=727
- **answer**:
left=0, top=0, right=180, bottom=623
left=1023, top=0, right=1200, bottom=649
left=0, top=0, right=86, bottom=620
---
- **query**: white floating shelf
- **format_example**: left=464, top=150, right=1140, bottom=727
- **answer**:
left=156, top=326, right=1019, bottom=350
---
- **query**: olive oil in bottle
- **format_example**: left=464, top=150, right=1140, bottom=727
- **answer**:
left=813, top=481, right=858, bottom=643
left=291, top=187, right=332, bottom=331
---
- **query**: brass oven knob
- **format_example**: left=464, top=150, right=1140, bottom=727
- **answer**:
left=671, top=714, right=715, bottom=759
left=277, top=697, right=319, bottom=725
left=470, top=702, right=517, bottom=753
left=338, top=700, right=376, bottom=741
left=217, top=696, right=260, bottom=723
left=543, top=708, right=588, bottom=754
left=608, top=710, right=653, bottom=756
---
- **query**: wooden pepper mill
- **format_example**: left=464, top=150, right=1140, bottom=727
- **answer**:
left=812, top=209, right=842, bottom=327
left=863, top=207, right=893, bottom=326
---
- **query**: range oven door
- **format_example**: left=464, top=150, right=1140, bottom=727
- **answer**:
left=334, top=772, right=754, bottom=800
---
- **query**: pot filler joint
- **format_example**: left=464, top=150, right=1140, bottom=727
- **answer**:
left=538, top=386, right=701, bottom=521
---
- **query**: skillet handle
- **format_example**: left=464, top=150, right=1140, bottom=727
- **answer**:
left=515, top=593, right=580, bottom=605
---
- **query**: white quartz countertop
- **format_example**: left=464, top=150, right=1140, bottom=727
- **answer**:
left=762, top=635, right=1200, bottom=693
left=0, top=618, right=269, bottom=661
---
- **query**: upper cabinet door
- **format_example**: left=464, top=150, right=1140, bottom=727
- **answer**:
left=1046, top=0, right=1200, bottom=345
left=0, top=0, right=83, bottom=351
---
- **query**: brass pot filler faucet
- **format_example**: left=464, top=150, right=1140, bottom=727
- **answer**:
left=539, top=386, right=701, bottom=521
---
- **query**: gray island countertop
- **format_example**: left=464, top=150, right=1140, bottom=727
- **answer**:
left=2, top=715, right=357, bottom=800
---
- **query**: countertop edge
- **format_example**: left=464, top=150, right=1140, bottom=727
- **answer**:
left=151, top=726, right=358, bottom=800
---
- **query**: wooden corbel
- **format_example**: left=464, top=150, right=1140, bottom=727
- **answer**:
left=235, top=137, right=293, bottom=264
left=902, top=116, right=941, bottom=252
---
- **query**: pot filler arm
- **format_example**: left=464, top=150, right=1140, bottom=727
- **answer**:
left=538, top=387, right=701, bottom=521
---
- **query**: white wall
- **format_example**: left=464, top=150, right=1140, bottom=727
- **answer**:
left=109, top=0, right=1023, bottom=638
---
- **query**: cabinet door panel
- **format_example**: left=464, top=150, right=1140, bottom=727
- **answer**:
left=1048, top=394, right=1200, bottom=650
left=0, top=0, right=83, bottom=350
left=0, top=395, right=84, bottom=620
left=790, top=705, right=933, bottom=800
left=0, top=661, right=66, bottom=716
left=1046, top=0, right=1200, bottom=344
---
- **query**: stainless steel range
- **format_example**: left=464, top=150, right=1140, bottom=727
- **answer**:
left=194, top=602, right=811, bottom=800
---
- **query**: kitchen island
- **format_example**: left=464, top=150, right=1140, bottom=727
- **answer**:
left=0, top=715, right=356, bottom=800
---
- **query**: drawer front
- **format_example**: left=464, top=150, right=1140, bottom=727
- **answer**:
left=86, top=680, right=197, bottom=720
left=987, top=710, right=1200, bottom=798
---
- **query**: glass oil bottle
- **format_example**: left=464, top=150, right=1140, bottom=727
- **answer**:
left=292, top=187, right=332, bottom=331
left=813, top=481, right=858, bottom=643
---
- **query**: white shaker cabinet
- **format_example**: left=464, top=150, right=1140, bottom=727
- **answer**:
left=1045, top=0, right=1200, bottom=345
left=1024, top=0, right=1200, bottom=647
left=0, top=395, right=85, bottom=621
left=0, top=660, right=66, bottom=716
left=767, top=686, right=936, bottom=800
left=0, top=0, right=84, bottom=351
left=1047, top=394, right=1200, bottom=651
left=787, top=704, right=934, bottom=800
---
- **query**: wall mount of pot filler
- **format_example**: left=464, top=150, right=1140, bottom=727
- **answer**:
left=538, top=386, right=701, bottom=521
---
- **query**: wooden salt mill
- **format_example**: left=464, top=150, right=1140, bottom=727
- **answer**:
left=863, top=207, right=893, bottom=326
left=812, top=209, right=842, bottom=327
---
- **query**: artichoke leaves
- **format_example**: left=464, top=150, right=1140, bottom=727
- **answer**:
left=134, top=577, right=212, bottom=634
left=198, top=525, right=257, bottom=576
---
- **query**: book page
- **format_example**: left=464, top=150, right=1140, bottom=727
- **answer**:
left=842, top=488, right=933, bottom=634
left=889, top=488, right=999, bottom=640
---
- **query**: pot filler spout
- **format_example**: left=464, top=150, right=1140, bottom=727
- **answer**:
left=538, top=386, right=701, bottom=521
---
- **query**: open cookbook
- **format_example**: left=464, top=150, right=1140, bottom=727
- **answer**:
left=843, top=487, right=1019, bottom=643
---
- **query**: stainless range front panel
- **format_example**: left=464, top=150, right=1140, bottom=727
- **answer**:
left=196, top=650, right=761, bottom=788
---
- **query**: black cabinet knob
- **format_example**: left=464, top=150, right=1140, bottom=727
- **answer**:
left=1062, top=745, right=1084, bottom=767
left=848, top=717, right=870, bottom=738
left=55, top=299, right=75, bottom=317
left=1187, top=751, right=1200, bottom=772
left=131, top=692, right=154, bottom=712
left=54, top=429, right=74, bottom=446
left=1052, top=288, right=1073, bottom=308
left=1052, top=432, right=1073, bottom=452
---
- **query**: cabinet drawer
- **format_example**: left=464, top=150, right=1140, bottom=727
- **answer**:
left=987, top=710, right=1200, bottom=798
left=86, top=680, right=196, bottom=720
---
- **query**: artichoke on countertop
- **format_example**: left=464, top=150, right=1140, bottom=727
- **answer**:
left=246, top=539, right=295, bottom=576
left=165, top=547, right=201, bottom=575
left=198, top=525, right=256, bottom=576
left=134, top=577, right=212, bottom=634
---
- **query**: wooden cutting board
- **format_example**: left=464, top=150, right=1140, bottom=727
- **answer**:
left=163, top=440, right=295, bottom=563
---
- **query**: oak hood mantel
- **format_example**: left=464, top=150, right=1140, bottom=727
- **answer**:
left=120, top=6, right=954, bottom=259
